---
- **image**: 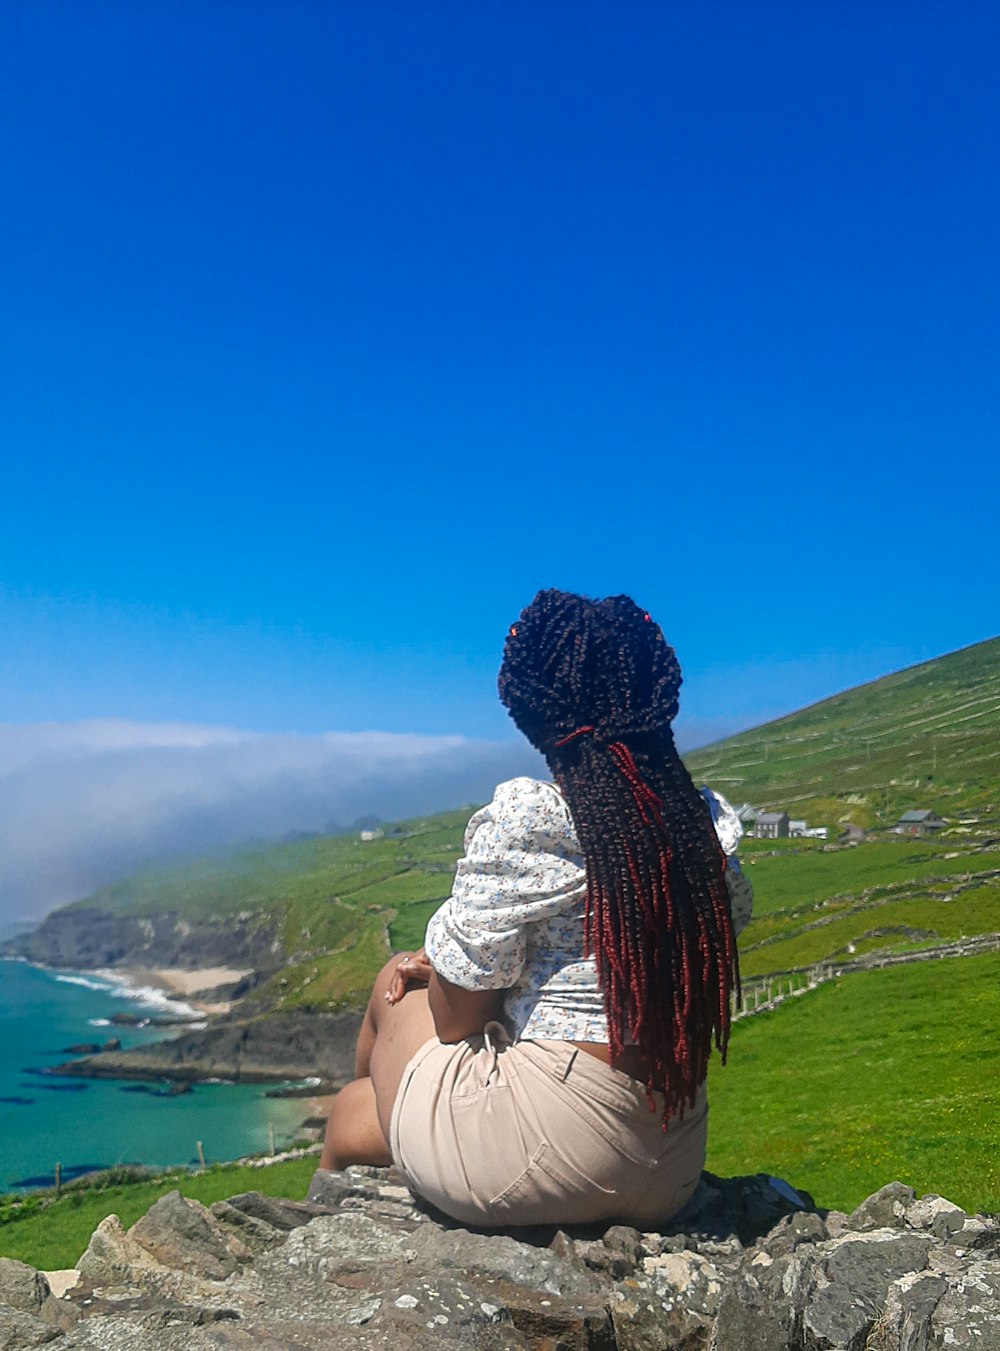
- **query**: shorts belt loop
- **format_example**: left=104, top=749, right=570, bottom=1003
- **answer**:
left=559, top=1046, right=579, bottom=1081
left=482, top=1020, right=512, bottom=1087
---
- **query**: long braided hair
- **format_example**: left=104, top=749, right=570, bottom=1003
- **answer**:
left=497, top=589, right=739, bottom=1119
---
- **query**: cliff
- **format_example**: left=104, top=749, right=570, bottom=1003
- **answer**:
left=47, top=1009, right=363, bottom=1090
left=2, top=1168, right=997, bottom=1349
left=4, top=906, right=281, bottom=974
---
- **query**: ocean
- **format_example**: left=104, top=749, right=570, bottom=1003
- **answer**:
left=0, top=960, right=312, bottom=1192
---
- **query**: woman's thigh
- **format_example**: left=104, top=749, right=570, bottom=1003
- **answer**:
left=366, top=962, right=438, bottom=1142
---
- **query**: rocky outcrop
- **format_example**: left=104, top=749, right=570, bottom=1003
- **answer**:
left=3, top=907, right=280, bottom=974
left=1, top=1172, right=996, bottom=1348
left=48, top=1009, right=363, bottom=1089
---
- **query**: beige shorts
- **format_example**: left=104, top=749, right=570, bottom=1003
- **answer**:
left=389, top=1024, right=707, bottom=1228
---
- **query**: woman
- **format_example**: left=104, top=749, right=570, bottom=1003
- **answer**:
left=321, top=590, right=750, bottom=1227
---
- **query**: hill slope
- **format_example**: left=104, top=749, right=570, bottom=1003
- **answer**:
left=686, top=635, right=1000, bottom=833
left=6, top=807, right=473, bottom=1009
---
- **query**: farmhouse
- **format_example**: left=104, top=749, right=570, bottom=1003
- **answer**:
left=895, top=809, right=947, bottom=837
left=755, top=811, right=790, bottom=839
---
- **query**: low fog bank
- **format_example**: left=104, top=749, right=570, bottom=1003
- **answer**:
left=0, top=720, right=545, bottom=923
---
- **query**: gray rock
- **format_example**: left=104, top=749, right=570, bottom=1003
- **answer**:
left=0, top=1261, right=49, bottom=1315
left=0, top=1304, right=60, bottom=1349
left=369, top=1272, right=526, bottom=1347
left=254, top=1210, right=419, bottom=1278
left=904, top=1192, right=966, bottom=1232
left=411, top=1225, right=603, bottom=1297
left=49, top=1165, right=1000, bottom=1349
left=610, top=1274, right=707, bottom=1351
left=928, top=1258, right=1000, bottom=1349
left=208, top=1200, right=287, bottom=1255
left=472, top=1276, right=613, bottom=1351
left=642, top=1249, right=724, bottom=1317
left=879, top=1271, right=950, bottom=1350
left=129, top=1190, right=242, bottom=1279
left=306, top=1165, right=420, bottom=1213
left=217, top=1190, right=333, bottom=1231
left=847, top=1180, right=916, bottom=1231
left=949, top=1212, right=1000, bottom=1253
left=713, top=1247, right=808, bottom=1351
left=800, top=1233, right=933, bottom=1349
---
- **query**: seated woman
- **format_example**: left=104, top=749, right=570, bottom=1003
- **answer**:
left=321, top=589, right=750, bottom=1228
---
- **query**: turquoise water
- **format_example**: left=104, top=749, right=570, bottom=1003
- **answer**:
left=0, top=961, right=311, bottom=1192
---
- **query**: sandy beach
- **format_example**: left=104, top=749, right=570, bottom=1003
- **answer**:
left=121, top=965, right=254, bottom=1016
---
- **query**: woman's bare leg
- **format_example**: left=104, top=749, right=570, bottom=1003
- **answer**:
left=321, top=955, right=437, bottom=1170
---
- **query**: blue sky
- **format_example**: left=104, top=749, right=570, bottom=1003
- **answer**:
left=2, top=0, right=998, bottom=751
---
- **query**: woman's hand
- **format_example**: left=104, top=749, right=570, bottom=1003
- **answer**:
left=385, top=947, right=433, bottom=1005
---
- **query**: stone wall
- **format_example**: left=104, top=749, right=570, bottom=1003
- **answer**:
left=1, top=1170, right=997, bottom=1349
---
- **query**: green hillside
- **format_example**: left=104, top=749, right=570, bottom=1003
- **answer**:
left=9, top=636, right=1000, bottom=1212
left=19, top=637, right=1000, bottom=1011
left=40, top=807, right=475, bottom=1010
left=687, top=634, right=1000, bottom=834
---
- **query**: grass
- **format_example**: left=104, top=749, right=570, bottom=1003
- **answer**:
left=687, top=633, right=1000, bottom=833
left=0, top=1157, right=319, bottom=1271
left=706, top=950, right=1000, bottom=1215
left=740, top=839, right=998, bottom=916
left=389, top=898, right=447, bottom=952
left=739, top=885, right=999, bottom=977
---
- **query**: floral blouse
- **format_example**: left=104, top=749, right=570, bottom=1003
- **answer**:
left=424, top=777, right=753, bottom=1043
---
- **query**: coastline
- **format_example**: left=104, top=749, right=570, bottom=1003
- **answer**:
left=110, top=964, right=254, bottom=1017
left=34, top=964, right=361, bottom=1138
left=1, top=961, right=328, bottom=1190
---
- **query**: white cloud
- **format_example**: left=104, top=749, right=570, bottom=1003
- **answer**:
left=0, top=721, right=544, bottom=922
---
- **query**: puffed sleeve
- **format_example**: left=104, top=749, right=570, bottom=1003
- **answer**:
left=700, top=786, right=754, bottom=937
left=424, top=777, right=587, bottom=991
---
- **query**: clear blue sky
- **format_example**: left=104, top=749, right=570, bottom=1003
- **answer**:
left=3, top=1, right=997, bottom=747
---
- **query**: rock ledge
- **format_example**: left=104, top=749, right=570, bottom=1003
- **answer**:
left=1, top=1172, right=996, bottom=1348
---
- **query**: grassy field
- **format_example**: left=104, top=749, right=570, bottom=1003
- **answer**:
left=706, top=951, right=999, bottom=1214
left=731, top=833, right=1000, bottom=979
left=0, top=1157, right=318, bottom=1271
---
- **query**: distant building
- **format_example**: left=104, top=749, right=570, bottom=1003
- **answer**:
left=359, top=828, right=384, bottom=842
left=789, top=819, right=808, bottom=838
left=735, top=804, right=759, bottom=829
left=895, top=809, right=946, bottom=838
left=804, top=826, right=829, bottom=839
left=755, top=811, right=790, bottom=840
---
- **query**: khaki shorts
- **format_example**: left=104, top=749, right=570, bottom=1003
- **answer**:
left=389, top=1023, right=707, bottom=1228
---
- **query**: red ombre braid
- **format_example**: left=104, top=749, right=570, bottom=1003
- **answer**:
left=498, top=590, right=740, bottom=1123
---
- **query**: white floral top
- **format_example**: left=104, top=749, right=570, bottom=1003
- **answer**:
left=424, top=777, right=752, bottom=1043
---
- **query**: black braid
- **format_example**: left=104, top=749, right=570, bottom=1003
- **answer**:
left=497, top=589, right=740, bottom=1119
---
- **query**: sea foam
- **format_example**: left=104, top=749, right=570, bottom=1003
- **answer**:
left=53, top=968, right=199, bottom=1020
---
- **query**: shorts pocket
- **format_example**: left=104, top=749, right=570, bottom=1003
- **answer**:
left=489, top=1141, right=620, bottom=1225
left=450, top=1086, right=531, bottom=1204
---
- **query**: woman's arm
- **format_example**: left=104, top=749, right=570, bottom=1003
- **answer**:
left=428, top=969, right=505, bottom=1043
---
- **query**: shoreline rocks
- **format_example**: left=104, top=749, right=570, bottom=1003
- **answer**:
left=2, top=1172, right=995, bottom=1348
left=45, top=1009, right=363, bottom=1091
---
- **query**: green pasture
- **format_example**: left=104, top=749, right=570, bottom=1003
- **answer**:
left=687, top=633, right=1000, bottom=832
left=706, top=951, right=999, bottom=1215
left=740, top=885, right=999, bottom=978
left=0, top=1157, right=319, bottom=1272
left=740, top=839, right=998, bottom=916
